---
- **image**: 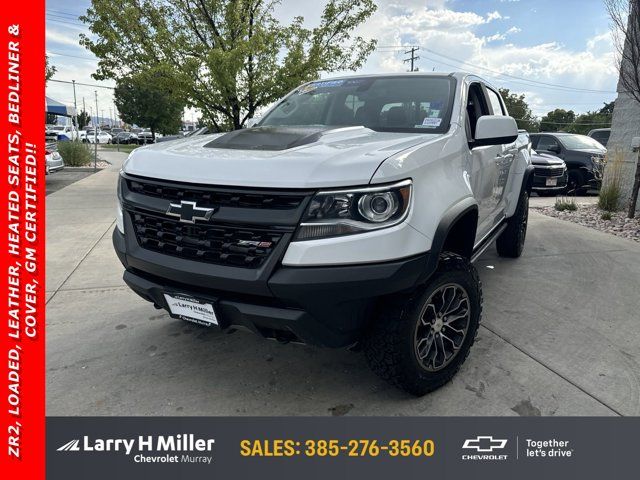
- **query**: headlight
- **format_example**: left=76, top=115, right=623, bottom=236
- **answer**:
left=295, top=179, right=412, bottom=241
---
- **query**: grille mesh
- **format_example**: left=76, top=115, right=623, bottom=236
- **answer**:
left=534, top=166, right=565, bottom=177
left=131, top=211, right=283, bottom=268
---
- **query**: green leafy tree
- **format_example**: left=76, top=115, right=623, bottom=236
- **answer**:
left=539, top=109, right=576, bottom=132
left=45, top=55, right=56, bottom=84
left=80, top=0, right=377, bottom=130
left=599, top=101, right=615, bottom=116
left=76, top=110, right=92, bottom=130
left=114, top=65, right=186, bottom=139
left=566, top=111, right=612, bottom=135
left=498, top=88, right=539, bottom=132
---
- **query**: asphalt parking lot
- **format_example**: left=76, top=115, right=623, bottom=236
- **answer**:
left=46, top=152, right=640, bottom=416
left=46, top=169, right=95, bottom=196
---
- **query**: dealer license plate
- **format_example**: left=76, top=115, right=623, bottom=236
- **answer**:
left=546, top=177, right=558, bottom=186
left=163, top=293, right=218, bottom=327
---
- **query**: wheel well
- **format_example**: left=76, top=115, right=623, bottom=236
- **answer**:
left=441, top=209, right=478, bottom=259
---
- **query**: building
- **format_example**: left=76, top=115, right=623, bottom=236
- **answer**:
left=606, top=5, right=640, bottom=211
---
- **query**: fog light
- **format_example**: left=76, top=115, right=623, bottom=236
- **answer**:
left=116, top=203, right=125, bottom=234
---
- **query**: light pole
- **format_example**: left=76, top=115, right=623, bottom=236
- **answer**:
left=94, top=91, right=99, bottom=172
left=72, top=80, right=78, bottom=136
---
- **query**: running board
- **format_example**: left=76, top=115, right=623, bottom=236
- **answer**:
left=470, top=222, right=507, bottom=263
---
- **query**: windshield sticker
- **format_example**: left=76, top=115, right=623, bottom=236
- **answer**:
left=296, top=84, right=317, bottom=95
left=312, top=79, right=345, bottom=88
left=420, top=117, right=442, bottom=128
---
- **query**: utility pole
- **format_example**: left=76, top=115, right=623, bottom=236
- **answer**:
left=82, top=97, right=86, bottom=129
left=94, top=91, right=99, bottom=172
left=403, top=46, right=420, bottom=72
left=72, top=80, right=78, bottom=134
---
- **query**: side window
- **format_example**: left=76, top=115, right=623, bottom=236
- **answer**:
left=536, top=136, right=560, bottom=152
left=486, top=88, right=505, bottom=116
left=466, top=83, right=491, bottom=141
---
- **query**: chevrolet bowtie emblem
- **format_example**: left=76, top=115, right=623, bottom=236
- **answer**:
left=166, top=201, right=217, bottom=223
left=462, top=436, right=508, bottom=452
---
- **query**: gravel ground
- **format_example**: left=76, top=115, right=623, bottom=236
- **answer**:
left=533, top=204, right=640, bottom=243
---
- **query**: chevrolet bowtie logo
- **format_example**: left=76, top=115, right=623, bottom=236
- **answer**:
left=462, top=436, right=508, bottom=452
left=166, top=201, right=217, bottom=224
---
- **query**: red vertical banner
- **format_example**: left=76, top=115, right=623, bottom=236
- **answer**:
left=1, top=1, right=46, bottom=479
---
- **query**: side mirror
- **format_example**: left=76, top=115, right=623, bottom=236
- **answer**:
left=474, top=115, right=518, bottom=147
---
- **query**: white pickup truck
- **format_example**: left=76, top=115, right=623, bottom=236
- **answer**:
left=114, top=72, right=532, bottom=395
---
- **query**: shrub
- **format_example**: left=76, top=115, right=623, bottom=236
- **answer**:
left=57, top=141, right=92, bottom=167
left=601, top=211, right=612, bottom=221
left=598, top=183, right=621, bottom=212
left=598, top=149, right=624, bottom=212
left=555, top=196, right=577, bottom=212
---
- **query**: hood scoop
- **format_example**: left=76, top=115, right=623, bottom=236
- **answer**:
left=204, top=126, right=333, bottom=151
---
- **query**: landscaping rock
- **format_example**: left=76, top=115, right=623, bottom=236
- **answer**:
left=532, top=204, right=640, bottom=243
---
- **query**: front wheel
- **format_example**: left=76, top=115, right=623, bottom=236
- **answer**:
left=496, top=187, right=529, bottom=258
left=566, top=169, right=586, bottom=195
left=363, top=253, right=482, bottom=396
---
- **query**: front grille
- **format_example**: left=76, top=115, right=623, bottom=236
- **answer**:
left=131, top=211, right=283, bottom=268
left=534, top=166, right=565, bottom=177
left=128, top=179, right=306, bottom=210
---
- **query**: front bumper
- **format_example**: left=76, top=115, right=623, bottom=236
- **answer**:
left=531, top=169, right=568, bottom=191
left=113, top=228, right=429, bottom=347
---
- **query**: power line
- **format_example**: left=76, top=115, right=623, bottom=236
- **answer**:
left=47, top=50, right=96, bottom=61
left=50, top=78, right=114, bottom=90
left=376, top=45, right=616, bottom=94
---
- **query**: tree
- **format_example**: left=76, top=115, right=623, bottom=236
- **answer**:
left=498, top=88, right=539, bottom=132
left=77, top=110, right=91, bottom=130
left=80, top=0, right=377, bottom=131
left=45, top=55, right=56, bottom=84
left=539, top=109, right=576, bottom=132
left=114, top=65, right=186, bottom=139
left=566, top=110, right=612, bottom=135
left=599, top=101, right=616, bottom=115
left=606, top=0, right=640, bottom=218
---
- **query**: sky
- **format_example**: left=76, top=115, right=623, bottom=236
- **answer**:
left=46, top=0, right=620, bottom=125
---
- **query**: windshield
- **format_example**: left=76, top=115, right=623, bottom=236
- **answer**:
left=259, top=76, right=455, bottom=133
left=559, top=134, right=604, bottom=150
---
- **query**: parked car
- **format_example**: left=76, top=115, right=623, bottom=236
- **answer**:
left=45, top=145, right=64, bottom=174
left=114, top=72, right=531, bottom=396
left=518, top=131, right=567, bottom=196
left=47, top=124, right=79, bottom=141
left=113, top=132, right=139, bottom=144
left=529, top=132, right=606, bottom=194
left=137, top=130, right=155, bottom=144
left=156, top=127, right=211, bottom=143
left=587, top=128, right=611, bottom=147
left=82, top=130, right=112, bottom=144
left=111, top=128, right=124, bottom=136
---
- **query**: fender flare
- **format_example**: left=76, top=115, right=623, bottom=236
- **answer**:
left=418, top=197, right=478, bottom=285
left=522, top=164, right=535, bottom=194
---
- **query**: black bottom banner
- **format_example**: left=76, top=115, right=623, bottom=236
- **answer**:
left=47, top=416, right=637, bottom=479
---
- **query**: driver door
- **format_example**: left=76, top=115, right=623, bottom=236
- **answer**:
left=464, top=83, right=503, bottom=242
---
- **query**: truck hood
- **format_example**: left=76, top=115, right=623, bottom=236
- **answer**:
left=531, top=151, right=564, bottom=166
left=122, top=126, right=441, bottom=188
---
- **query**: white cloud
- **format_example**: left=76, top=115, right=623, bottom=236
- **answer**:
left=348, top=2, right=618, bottom=115
left=46, top=27, right=84, bottom=48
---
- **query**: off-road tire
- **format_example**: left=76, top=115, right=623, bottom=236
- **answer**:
left=496, top=187, right=529, bottom=258
left=567, top=169, right=586, bottom=195
left=363, top=253, right=482, bottom=396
